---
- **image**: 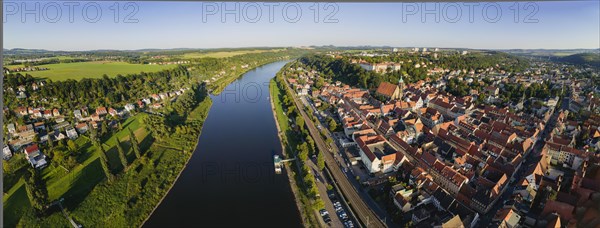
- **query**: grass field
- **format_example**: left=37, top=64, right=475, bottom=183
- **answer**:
left=3, top=180, right=32, bottom=227
left=271, top=79, right=290, bottom=133
left=181, top=49, right=283, bottom=59
left=17, top=61, right=175, bottom=81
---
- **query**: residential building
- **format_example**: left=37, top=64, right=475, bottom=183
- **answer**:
left=3, top=146, right=12, bottom=160
left=24, top=144, right=47, bottom=169
left=66, top=128, right=78, bottom=139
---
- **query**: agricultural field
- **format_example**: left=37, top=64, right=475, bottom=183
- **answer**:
left=11, top=61, right=175, bottom=81
left=181, top=49, right=284, bottom=59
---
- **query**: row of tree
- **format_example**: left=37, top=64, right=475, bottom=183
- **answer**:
left=275, top=70, right=326, bottom=211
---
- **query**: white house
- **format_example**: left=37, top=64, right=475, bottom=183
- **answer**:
left=124, top=103, right=135, bottom=112
left=3, top=146, right=12, bottom=160
left=7, top=123, right=16, bottom=134
left=74, top=110, right=83, bottom=119
left=356, top=135, right=402, bottom=173
left=24, top=144, right=47, bottom=169
left=66, top=128, right=78, bottom=139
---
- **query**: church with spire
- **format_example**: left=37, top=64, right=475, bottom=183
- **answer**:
left=375, top=75, right=405, bottom=101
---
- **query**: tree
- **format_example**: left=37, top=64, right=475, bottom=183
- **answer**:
left=100, top=120, right=109, bottom=137
left=313, top=198, right=325, bottom=210
left=97, top=145, right=113, bottom=180
left=317, top=151, right=325, bottom=170
left=67, top=139, right=78, bottom=153
left=128, top=128, right=141, bottom=158
left=24, top=168, right=49, bottom=213
left=52, top=150, right=65, bottom=168
left=47, top=136, right=54, bottom=150
left=115, top=137, right=128, bottom=169
left=3, top=160, right=11, bottom=173
left=306, top=137, right=315, bottom=155
left=295, top=115, right=305, bottom=130
left=326, top=137, right=333, bottom=147
left=64, top=156, right=78, bottom=170
left=328, top=118, right=337, bottom=132
left=315, top=77, right=325, bottom=89
left=297, top=142, right=309, bottom=161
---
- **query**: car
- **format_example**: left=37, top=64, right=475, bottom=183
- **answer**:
left=338, top=211, right=348, bottom=220
left=335, top=205, right=343, bottom=212
left=344, top=221, right=354, bottom=228
left=328, top=193, right=336, bottom=199
left=335, top=205, right=342, bottom=211
left=323, top=215, right=331, bottom=223
left=319, top=209, right=329, bottom=217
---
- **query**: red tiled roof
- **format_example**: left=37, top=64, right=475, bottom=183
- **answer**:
left=24, top=144, right=39, bottom=154
left=375, top=82, right=398, bottom=98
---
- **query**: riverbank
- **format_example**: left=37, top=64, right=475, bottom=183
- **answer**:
left=269, top=77, right=321, bottom=227
left=269, top=79, right=311, bottom=228
left=208, top=54, right=304, bottom=95
left=140, top=98, right=213, bottom=227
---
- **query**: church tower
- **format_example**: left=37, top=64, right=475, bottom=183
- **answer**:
left=398, top=75, right=404, bottom=100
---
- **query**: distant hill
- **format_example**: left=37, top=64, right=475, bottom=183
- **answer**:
left=558, top=52, right=600, bottom=66
left=503, top=48, right=599, bottom=57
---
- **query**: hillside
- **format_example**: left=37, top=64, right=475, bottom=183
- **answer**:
left=559, top=52, right=600, bottom=66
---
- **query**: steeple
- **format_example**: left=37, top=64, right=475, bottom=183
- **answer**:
left=398, top=75, right=404, bottom=100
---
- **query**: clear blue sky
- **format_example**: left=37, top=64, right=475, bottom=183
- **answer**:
left=3, top=1, right=599, bottom=51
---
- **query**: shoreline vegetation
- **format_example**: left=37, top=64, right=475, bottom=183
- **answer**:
left=269, top=64, right=324, bottom=227
left=139, top=96, right=213, bottom=227
left=3, top=49, right=312, bottom=227
left=269, top=77, right=310, bottom=227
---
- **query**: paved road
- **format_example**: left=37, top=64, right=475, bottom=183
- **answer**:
left=282, top=78, right=387, bottom=228
left=307, top=158, right=347, bottom=227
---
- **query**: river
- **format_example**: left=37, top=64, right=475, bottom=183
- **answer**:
left=144, top=61, right=302, bottom=227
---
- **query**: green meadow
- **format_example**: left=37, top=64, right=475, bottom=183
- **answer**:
left=16, top=61, right=175, bottom=81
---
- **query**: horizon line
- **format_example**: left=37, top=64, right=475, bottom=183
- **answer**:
left=4, top=46, right=600, bottom=53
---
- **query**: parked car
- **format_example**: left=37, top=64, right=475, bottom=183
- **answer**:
left=323, top=215, right=331, bottom=224
left=344, top=220, right=354, bottom=228
left=328, top=193, right=337, bottom=200
left=335, top=206, right=343, bottom=212
left=337, top=210, right=348, bottom=220
left=319, top=209, right=329, bottom=217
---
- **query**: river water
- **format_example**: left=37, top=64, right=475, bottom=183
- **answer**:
left=144, top=61, right=302, bottom=227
